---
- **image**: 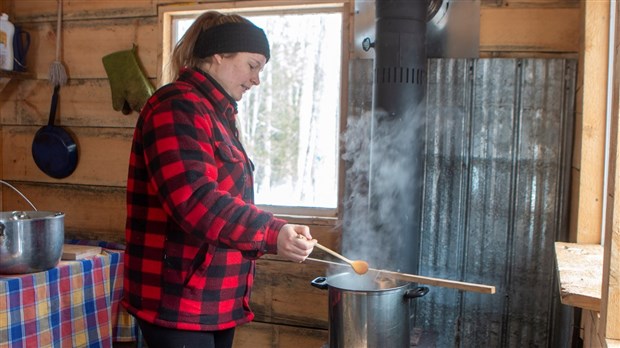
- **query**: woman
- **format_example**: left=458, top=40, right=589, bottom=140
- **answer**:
left=122, top=11, right=316, bottom=348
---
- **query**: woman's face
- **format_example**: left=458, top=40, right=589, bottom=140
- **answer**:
left=208, top=52, right=267, bottom=101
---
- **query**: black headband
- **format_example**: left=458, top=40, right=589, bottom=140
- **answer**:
left=193, top=22, right=270, bottom=61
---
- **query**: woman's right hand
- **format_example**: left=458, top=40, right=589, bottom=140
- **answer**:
left=276, top=224, right=316, bottom=262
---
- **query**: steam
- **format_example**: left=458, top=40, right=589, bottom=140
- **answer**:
left=340, top=111, right=372, bottom=243
left=341, top=102, right=426, bottom=273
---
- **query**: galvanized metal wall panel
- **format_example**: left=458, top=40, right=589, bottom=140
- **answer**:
left=344, top=57, right=576, bottom=347
left=415, top=58, right=576, bottom=347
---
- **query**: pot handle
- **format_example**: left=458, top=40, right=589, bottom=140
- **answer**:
left=0, top=180, right=38, bottom=211
left=405, top=286, right=429, bottom=299
left=311, top=276, right=329, bottom=290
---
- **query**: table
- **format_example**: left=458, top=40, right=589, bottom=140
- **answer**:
left=554, top=241, right=603, bottom=312
left=0, top=244, right=138, bottom=347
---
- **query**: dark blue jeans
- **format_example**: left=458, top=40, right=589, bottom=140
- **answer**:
left=136, top=318, right=235, bottom=348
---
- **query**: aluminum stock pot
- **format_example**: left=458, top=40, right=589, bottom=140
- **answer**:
left=312, top=271, right=429, bottom=348
left=0, top=210, right=65, bottom=274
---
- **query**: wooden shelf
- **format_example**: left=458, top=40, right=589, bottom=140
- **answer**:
left=554, top=242, right=603, bottom=312
left=0, top=69, right=34, bottom=93
left=0, top=69, right=32, bottom=78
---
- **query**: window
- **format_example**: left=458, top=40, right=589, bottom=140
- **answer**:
left=161, top=2, right=348, bottom=217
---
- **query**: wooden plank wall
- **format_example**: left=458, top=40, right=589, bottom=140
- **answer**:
left=0, top=0, right=581, bottom=347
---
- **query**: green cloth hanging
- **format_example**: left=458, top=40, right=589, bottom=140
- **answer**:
left=102, top=45, right=155, bottom=114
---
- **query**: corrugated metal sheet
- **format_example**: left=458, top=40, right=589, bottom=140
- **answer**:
left=415, top=58, right=576, bottom=347
left=344, top=58, right=576, bottom=347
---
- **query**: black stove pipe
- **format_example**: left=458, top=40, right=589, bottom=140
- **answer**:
left=366, top=0, right=427, bottom=275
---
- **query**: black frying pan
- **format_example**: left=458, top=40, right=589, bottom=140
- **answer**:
left=31, top=85, right=78, bottom=179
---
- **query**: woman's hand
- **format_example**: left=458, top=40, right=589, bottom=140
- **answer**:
left=276, top=224, right=316, bottom=262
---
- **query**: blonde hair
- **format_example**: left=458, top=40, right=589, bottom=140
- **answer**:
left=163, top=11, right=250, bottom=84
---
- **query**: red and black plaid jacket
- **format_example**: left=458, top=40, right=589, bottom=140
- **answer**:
left=122, top=67, right=286, bottom=331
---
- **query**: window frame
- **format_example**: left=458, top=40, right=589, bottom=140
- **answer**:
left=157, top=0, right=351, bottom=219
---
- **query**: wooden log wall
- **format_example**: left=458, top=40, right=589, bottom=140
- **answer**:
left=0, top=0, right=582, bottom=347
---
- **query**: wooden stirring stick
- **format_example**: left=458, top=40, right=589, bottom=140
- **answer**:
left=296, top=234, right=369, bottom=275
left=305, top=257, right=496, bottom=294
left=313, top=243, right=369, bottom=275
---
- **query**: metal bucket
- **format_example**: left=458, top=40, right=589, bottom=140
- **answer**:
left=0, top=210, right=65, bottom=274
left=0, top=181, right=65, bottom=274
left=312, top=272, right=428, bottom=348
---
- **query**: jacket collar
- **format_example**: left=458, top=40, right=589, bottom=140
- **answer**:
left=178, top=67, right=237, bottom=118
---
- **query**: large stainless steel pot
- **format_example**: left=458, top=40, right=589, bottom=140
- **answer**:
left=0, top=210, right=65, bottom=274
left=312, top=272, right=429, bottom=348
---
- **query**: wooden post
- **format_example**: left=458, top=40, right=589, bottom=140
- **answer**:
left=572, top=0, right=610, bottom=244
left=602, top=1, right=620, bottom=340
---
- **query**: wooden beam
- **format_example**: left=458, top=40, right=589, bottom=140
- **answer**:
left=7, top=0, right=157, bottom=22
left=572, top=0, right=609, bottom=244
left=480, top=7, right=579, bottom=53
left=602, top=3, right=620, bottom=340
left=600, top=0, right=620, bottom=342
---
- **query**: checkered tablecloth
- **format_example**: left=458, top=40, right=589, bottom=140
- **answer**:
left=0, top=243, right=138, bottom=347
